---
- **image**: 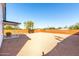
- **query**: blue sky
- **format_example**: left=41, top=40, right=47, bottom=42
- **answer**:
left=6, top=3, right=79, bottom=29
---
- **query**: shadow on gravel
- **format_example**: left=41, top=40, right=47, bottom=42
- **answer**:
left=0, top=34, right=31, bottom=56
left=45, top=32, right=79, bottom=56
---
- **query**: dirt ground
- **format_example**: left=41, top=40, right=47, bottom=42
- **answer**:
left=0, top=32, right=79, bottom=56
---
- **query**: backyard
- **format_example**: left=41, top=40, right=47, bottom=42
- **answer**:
left=0, top=30, right=79, bottom=56
left=1, top=3, right=79, bottom=56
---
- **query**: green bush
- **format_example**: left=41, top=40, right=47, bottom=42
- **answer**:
left=6, top=32, right=12, bottom=37
left=69, top=23, right=79, bottom=29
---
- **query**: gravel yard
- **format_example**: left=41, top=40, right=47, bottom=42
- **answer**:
left=0, top=32, right=79, bottom=56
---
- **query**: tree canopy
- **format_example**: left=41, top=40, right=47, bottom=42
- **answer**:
left=24, top=21, right=34, bottom=30
left=69, top=23, right=79, bottom=29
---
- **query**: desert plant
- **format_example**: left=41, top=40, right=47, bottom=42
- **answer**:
left=48, top=27, right=56, bottom=29
left=4, top=25, right=20, bottom=30
left=43, top=27, right=56, bottom=30
left=6, top=32, right=12, bottom=37
left=24, top=21, right=34, bottom=33
left=57, top=27, right=62, bottom=29
left=4, top=25, right=14, bottom=30
left=24, top=21, right=34, bottom=30
left=69, top=23, right=79, bottom=29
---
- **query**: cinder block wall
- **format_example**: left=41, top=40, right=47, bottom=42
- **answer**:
left=4, top=29, right=79, bottom=35
left=34, top=29, right=79, bottom=35
left=4, top=29, right=28, bottom=35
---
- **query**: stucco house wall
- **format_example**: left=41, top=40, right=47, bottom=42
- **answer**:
left=0, top=3, right=3, bottom=47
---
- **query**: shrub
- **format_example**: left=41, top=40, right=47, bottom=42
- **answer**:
left=6, top=32, right=12, bottom=37
left=68, top=23, right=79, bottom=30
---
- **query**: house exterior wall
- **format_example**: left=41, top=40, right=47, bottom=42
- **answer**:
left=0, top=3, right=3, bottom=47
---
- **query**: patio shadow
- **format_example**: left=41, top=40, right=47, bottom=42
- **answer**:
left=45, top=32, right=79, bottom=56
left=0, top=34, right=31, bottom=56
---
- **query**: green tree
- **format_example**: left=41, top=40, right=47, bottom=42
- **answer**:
left=4, top=25, right=20, bottom=30
left=43, top=27, right=56, bottom=30
left=69, top=23, right=79, bottom=29
left=57, top=27, right=62, bottom=29
left=24, top=21, right=34, bottom=30
left=4, top=25, right=14, bottom=30
left=48, top=27, right=56, bottom=29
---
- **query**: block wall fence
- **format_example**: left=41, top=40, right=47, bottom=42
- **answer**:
left=4, top=29, right=79, bottom=35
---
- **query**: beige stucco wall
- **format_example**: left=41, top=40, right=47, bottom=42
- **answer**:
left=4, top=29, right=79, bottom=35
left=4, top=29, right=28, bottom=35
left=0, top=3, right=3, bottom=47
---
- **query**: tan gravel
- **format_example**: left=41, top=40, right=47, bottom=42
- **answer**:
left=1, top=32, right=78, bottom=56
left=17, top=32, right=70, bottom=56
